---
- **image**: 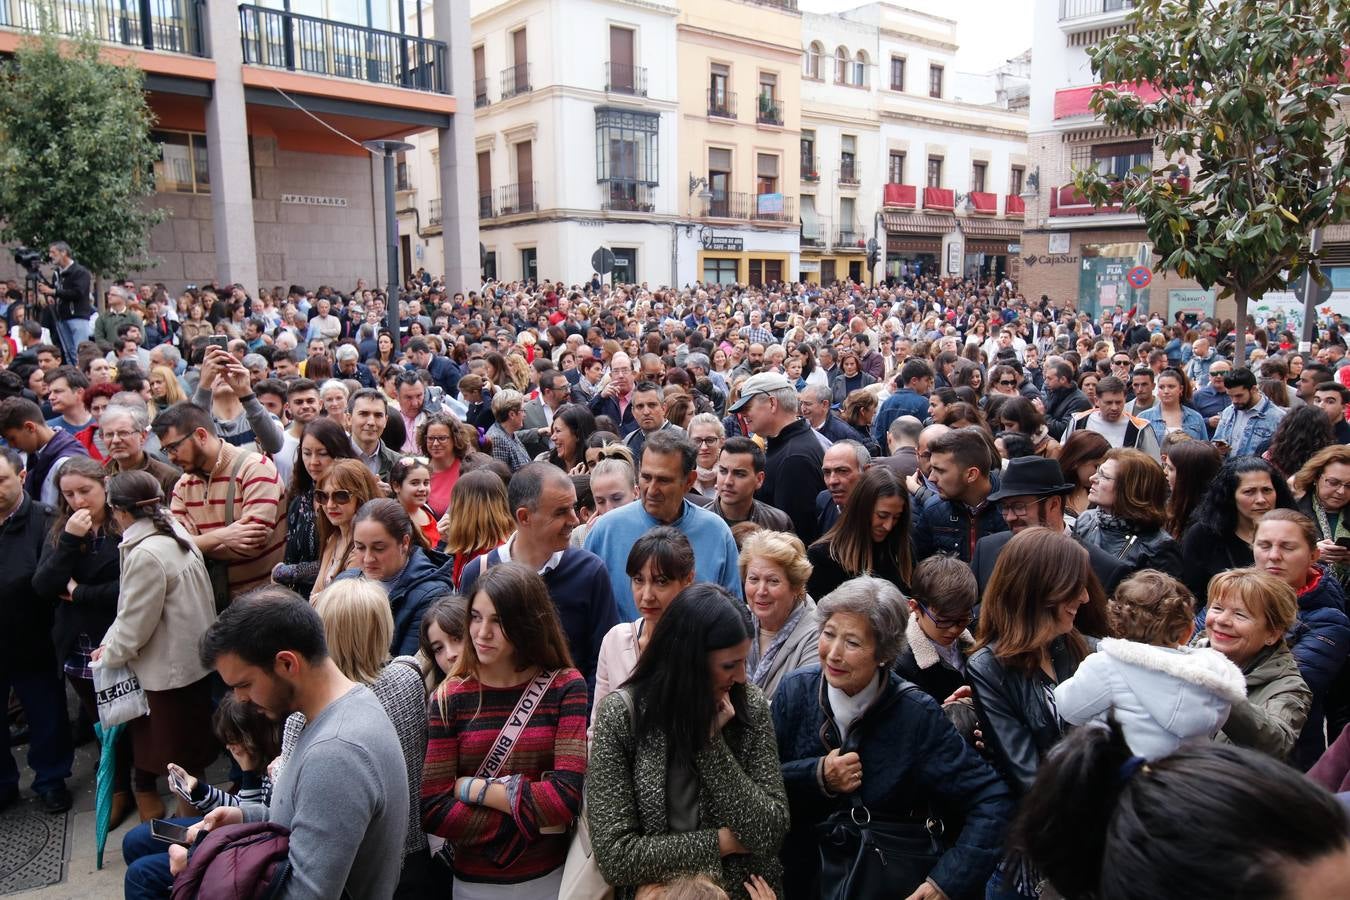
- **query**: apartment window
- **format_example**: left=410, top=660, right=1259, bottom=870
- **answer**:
left=1010, top=165, right=1025, bottom=196
left=840, top=197, right=856, bottom=232
left=757, top=153, right=779, bottom=195
left=804, top=41, right=822, bottom=79
left=889, top=56, right=905, bottom=91
left=153, top=130, right=209, bottom=194
left=929, top=64, right=943, bottom=98
left=888, top=151, right=905, bottom=184
left=609, top=26, right=636, bottom=93
left=834, top=46, right=848, bottom=84
left=595, top=107, right=659, bottom=184
left=473, top=45, right=487, bottom=106
left=708, top=147, right=732, bottom=216
left=758, top=72, right=781, bottom=123
left=852, top=51, right=867, bottom=87
left=800, top=132, right=816, bottom=177
left=971, top=161, right=987, bottom=193
left=476, top=151, right=492, bottom=217
left=709, top=63, right=730, bottom=115
left=840, top=135, right=857, bottom=183
left=927, top=155, right=943, bottom=188
left=1091, top=140, right=1152, bottom=180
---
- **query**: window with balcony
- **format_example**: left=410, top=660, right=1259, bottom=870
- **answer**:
left=608, top=26, right=644, bottom=95
left=502, top=27, right=530, bottom=97
left=708, top=147, right=732, bottom=217
left=153, top=131, right=209, bottom=194
left=396, top=151, right=410, bottom=191
left=477, top=151, right=493, bottom=218
left=758, top=73, right=782, bottom=125
left=595, top=107, right=659, bottom=212
left=1010, top=165, right=1025, bottom=197
left=889, top=56, right=905, bottom=91
left=929, top=64, right=943, bottom=98
left=1085, top=140, right=1153, bottom=181
left=709, top=63, right=733, bottom=117
left=804, top=41, right=823, bottom=80
left=834, top=46, right=848, bottom=84
left=473, top=45, right=488, bottom=107
left=757, top=153, right=780, bottom=196
left=888, top=151, right=905, bottom=184
left=839, top=197, right=858, bottom=245
left=927, top=155, right=943, bottom=188
left=971, top=161, right=987, bottom=193
left=840, top=135, right=858, bottom=185
left=801, top=133, right=818, bottom=181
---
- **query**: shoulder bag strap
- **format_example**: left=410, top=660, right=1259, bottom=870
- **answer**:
left=474, top=668, right=561, bottom=780
left=222, top=449, right=250, bottom=525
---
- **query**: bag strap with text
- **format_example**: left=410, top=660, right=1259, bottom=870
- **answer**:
left=474, top=668, right=560, bottom=780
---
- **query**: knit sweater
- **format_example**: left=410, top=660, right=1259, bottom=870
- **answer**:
left=169, top=442, right=287, bottom=599
left=422, top=668, right=588, bottom=884
left=584, top=498, right=743, bottom=620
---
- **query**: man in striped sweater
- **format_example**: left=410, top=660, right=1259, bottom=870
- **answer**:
left=153, top=401, right=286, bottom=601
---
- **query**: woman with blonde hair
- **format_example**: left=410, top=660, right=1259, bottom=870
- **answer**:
left=738, top=530, right=817, bottom=699
left=313, top=459, right=385, bottom=594
left=441, top=469, right=515, bottom=589
left=148, top=365, right=186, bottom=410
left=1292, top=443, right=1350, bottom=583
left=299, top=579, right=434, bottom=892
left=319, top=379, right=351, bottom=430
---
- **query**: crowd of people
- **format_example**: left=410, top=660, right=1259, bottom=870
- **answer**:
left=3, top=253, right=1350, bottom=899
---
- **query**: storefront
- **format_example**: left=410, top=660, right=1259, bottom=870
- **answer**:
left=694, top=230, right=794, bottom=287
left=882, top=211, right=953, bottom=283
left=959, top=218, right=1022, bottom=284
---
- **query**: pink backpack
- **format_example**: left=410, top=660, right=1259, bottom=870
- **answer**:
left=170, top=822, right=292, bottom=900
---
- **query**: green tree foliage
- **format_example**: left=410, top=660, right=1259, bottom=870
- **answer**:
left=1074, top=0, right=1349, bottom=364
left=0, top=19, right=163, bottom=280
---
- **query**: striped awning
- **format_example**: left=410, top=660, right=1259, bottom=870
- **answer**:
left=959, top=217, right=1024, bottom=240
left=882, top=211, right=956, bottom=235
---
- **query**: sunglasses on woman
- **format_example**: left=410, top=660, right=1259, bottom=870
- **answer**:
left=314, top=490, right=353, bottom=505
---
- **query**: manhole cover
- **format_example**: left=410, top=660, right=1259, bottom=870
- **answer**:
left=0, top=802, right=67, bottom=894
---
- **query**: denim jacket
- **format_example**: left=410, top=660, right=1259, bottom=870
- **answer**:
left=1212, top=394, right=1286, bottom=457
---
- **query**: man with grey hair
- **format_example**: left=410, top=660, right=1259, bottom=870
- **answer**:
left=876, top=415, right=922, bottom=479
left=241, top=353, right=270, bottom=386
left=730, top=372, right=826, bottom=543
left=815, top=439, right=870, bottom=534
left=459, top=462, right=618, bottom=694
left=334, top=342, right=376, bottom=388
left=93, top=285, right=143, bottom=353
left=99, top=402, right=181, bottom=497
left=798, top=383, right=856, bottom=445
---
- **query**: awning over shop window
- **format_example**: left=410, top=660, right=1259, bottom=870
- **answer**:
left=882, top=210, right=956, bottom=235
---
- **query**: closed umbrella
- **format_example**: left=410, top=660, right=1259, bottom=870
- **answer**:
left=93, top=721, right=125, bottom=869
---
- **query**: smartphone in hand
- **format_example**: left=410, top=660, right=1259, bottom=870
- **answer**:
left=150, top=818, right=193, bottom=847
left=166, top=763, right=193, bottom=802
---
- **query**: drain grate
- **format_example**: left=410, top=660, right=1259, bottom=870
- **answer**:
left=0, top=801, right=67, bottom=894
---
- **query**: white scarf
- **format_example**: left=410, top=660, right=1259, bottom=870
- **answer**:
left=827, top=670, right=884, bottom=744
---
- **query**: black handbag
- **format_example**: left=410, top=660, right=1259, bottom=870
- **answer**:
left=815, top=682, right=946, bottom=900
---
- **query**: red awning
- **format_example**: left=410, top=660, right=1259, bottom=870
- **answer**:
left=1054, top=81, right=1165, bottom=119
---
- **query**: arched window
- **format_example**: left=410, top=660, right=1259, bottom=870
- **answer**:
left=804, top=41, right=823, bottom=80
left=834, top=46, right=848, bottom=84
left=853, top=50, right=868, bottom=87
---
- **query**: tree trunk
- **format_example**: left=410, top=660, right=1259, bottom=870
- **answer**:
left=1233, top=287, right=1248, bottom=368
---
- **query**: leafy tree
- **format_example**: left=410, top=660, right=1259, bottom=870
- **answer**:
left=0, top=17, right=163, bottom=283
left=1074, top=0, right=1349, bottom=365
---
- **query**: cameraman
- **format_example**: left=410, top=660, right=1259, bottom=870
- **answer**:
left=36, top=242, right=92, bottom=363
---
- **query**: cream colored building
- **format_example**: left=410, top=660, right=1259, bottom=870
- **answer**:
left=674, top=0, right=803, bottom=286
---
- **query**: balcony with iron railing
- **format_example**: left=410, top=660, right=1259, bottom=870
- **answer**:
left=707, top=88, right=736, bottom=119
left=836, top=227, right=864, bottom=250
left=704, top=190, right=746, bottom=219
left=428, top=198, right=442, bottom=226
left=1060, top=0, right=1136, bottom=23
left=751, top=193, right=796, bottom=224
left=497, top=181, right=538, bottom=216
left=801, top=223, right=827, bottom=248
left=238, top=5, right=448, bottom=93
left=501, top=62, right=531, bottom=99
left=801, top=155, right=820, bottom=182
left=0, top=0, right=204, bottom=55
left=474, top=77, right=490, bottom=108
left=882, top=183, right=917, bottom=208
left=837, top=163, right=860, bottom=188
left=600, top=181, right=656, bottom=213
left=756, top=95, right=784, bottom=126
left=606, top=62, right=647, bottom=96
left=702, top=191, right=795, bottom=224
left=477, top=192, right=494, bottom=218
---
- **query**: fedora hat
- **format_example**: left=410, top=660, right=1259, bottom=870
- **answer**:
left=987, top=456, right=1075, bottom=502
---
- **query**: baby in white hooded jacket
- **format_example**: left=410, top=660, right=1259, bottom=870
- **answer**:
left=1055, top=571, right=1248, bottom=759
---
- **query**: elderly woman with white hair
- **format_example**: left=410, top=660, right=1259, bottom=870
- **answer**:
left=320, top=378, right=351, bottom=430
left=771, top=576, right=1013, bottom=900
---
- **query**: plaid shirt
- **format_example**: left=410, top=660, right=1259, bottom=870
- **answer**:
left=739, top=324, right=777, bottom=345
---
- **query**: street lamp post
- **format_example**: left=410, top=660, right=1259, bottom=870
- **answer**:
left=363, top=139, right=416, bottom=342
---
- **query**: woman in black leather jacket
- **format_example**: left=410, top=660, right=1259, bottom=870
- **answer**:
left=967, top=528, right=1110, bottom=899
left=1070, top=448, right=1183, bottom=580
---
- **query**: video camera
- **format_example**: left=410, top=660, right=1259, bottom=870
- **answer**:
left=12, top=246, right=44, bottom=273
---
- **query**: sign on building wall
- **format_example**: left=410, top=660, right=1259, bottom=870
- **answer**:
left=946, top=240, right=963, bottom=275
left=1077, top=242, right=1152, bottom=318
left=281, top=194, right=349, bottom=207
left=703, top=235, right=744, bottom=251
left=1168, top=289, right=1216, bottom=321
left=1048, top=233, right=1071, bottom=254
left=1251, top=291, right=1350, bottom=335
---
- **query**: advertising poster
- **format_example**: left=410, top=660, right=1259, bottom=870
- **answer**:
left=1078, top=242, right=1152, bottom=319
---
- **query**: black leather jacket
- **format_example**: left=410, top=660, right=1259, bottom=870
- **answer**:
left=1071, top=509, right=1183, bottom=580
left=966, top=635, right=1097, bottom=795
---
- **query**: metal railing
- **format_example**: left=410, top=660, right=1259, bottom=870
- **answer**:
left=600, top=181, right=656, bottom=213
left=707, top=88, right=736, bottom=119
left=756, top=96, right=784, bottom=125
left=801, top=155, right=820, bottom=181
left=0, top=0, right=203, bottom=55
left=705, top=190, right=747, bottom=219
left=238, top=5, right=448, bottom=93
left=801, top=223, right=827, bottom=248
left=752, top=193, right=796, bottom=224
left=497, top=181, right=538, bottom=216
left=477, top=192, right=494, bottom=218
left=501, top=62, right=531, bottom=98
left=428, top=198, right=442, bottom=226
left=836, top=228, right=863, bottom=248
left=605, top=62, right=647, bottom=96
left=838, top=162, right=860, bottom=186
left=1060, top=0, right=1136, bottom=21
left=474, top=77, right=490, bottom=107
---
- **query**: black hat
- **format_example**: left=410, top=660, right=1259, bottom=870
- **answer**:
left=987, top=456, right=1075, bottom=502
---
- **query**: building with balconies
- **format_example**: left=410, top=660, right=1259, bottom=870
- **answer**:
left=1022, top=0, right=1216, bottom=318
left=675, top=0, right=802, bottom=286
left=1, top=0, right=476, bottom=292
left=396, top=0, right=680, bottom=285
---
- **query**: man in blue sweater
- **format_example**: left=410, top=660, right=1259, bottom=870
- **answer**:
left=585, top=430, right=743, bottom=619
left=459, top=463, right=618, bottom=694
left=872, top=359, right=934, bottom=444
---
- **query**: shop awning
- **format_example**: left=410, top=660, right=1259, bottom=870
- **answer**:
left=959, top=217, right=1023, bottom=240
left=882, top=210, right=956, bottom=235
